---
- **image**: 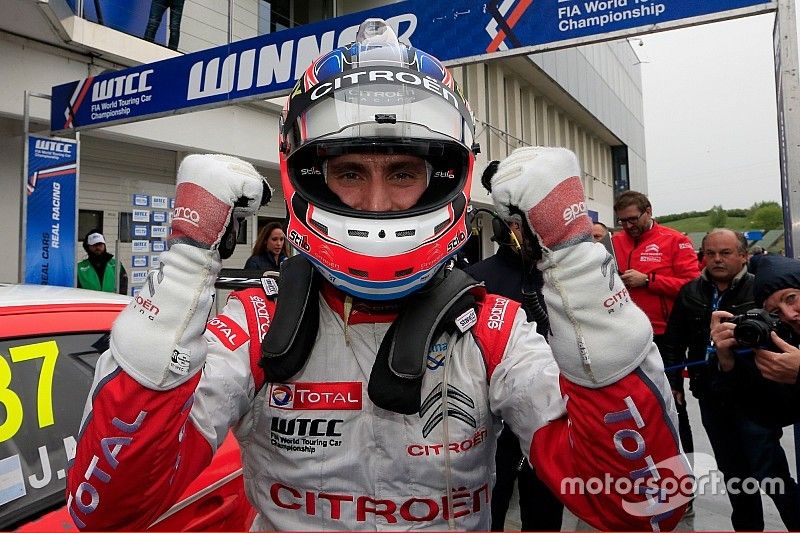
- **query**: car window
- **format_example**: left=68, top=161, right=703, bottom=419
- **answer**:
left=0, top=333, right=108, bottom=530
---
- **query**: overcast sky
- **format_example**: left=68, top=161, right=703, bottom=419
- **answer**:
left=638, top=11, right=785, bottom=217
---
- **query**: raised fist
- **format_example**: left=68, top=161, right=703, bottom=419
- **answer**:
left=491, top=147, right=591, bottom=251
left=170, top=154, right=265, bottom=251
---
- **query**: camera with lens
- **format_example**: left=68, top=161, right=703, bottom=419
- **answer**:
left=725, top=309, right=794, bottom=349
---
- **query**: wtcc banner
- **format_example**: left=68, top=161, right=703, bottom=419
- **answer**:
left=51, top=0, right=774, bottom=133
left=25, top=135, right=78, bottom=287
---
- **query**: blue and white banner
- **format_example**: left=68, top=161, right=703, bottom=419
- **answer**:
left=25, top=135, right=78, bottom=286
left=51, top=0, right=775, bottom=132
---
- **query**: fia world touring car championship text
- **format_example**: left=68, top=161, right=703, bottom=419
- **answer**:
left=89, top=69, right=154, bottom=120
left=557, top=0, right=667, bottom=32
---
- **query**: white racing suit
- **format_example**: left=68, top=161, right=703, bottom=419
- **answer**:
left=67, top=241, right=689, bottom=531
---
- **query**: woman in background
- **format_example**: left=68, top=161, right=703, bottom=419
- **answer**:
left=244, top=222, right=287, bottom=272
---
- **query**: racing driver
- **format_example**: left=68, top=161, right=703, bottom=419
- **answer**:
left=67, top=19, right=689, bottom=531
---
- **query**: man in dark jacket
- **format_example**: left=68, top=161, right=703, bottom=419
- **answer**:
left=661, top=228, right=800, bottom=531
left=463, top=162, right=563, bottom=532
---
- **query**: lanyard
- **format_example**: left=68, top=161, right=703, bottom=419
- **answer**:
left=710, top=286, right=722, bottom=313
left=706, top=286, right=723, bottom=361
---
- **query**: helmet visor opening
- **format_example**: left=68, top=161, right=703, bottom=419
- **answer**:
left=289, top=138, right=469, bottom=219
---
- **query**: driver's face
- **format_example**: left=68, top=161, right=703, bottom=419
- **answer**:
left=88, top=243, right=106, bottom=257
left=326, top=154, right=428, bottom=212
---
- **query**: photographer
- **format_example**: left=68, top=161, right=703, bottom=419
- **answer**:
left=712, top=254, right=800, bottom=395
left=662, top=229, right=799, bottom=530
left=708, top=252, right=800, bottom=530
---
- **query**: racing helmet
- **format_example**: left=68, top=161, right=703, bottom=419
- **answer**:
left=279, top=18, right=478, bottom=300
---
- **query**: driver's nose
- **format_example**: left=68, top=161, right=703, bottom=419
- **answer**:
left=360, top=179, right=392, bottom=212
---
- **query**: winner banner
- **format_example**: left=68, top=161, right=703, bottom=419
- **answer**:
left=25, top=135, right=78, bottom=286
left=51, top=0, right=774, bottom=132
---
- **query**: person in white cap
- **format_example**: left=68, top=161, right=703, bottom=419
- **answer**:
left=77, top=228, right=127, bottom=294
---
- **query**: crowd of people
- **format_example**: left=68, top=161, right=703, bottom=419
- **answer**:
left=608, top=192, right=800, bottom=531
left=64, top=18, right=800, bottom=533
left=461, top=181, right=800, bottom=530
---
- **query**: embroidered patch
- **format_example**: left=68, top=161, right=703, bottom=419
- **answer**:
left=169, top=348, right=191, bottom=375
left=455, top=307, right=478, bottom=333
left=261, top=277, right=279, bottom=297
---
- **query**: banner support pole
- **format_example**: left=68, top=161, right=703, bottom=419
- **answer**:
left=20, top=90, right=30, bottom=283
left=20, top=91, right=56, bottom=284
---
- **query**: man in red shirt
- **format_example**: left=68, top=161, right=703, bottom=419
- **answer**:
left=612, top=191, right=700, bottom=336
left=612, top=190, right=700, bottom=485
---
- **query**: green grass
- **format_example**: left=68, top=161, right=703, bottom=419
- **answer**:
left=659, top=216, right=750, bottom=234
left=659, top=216, right=786, bottom=253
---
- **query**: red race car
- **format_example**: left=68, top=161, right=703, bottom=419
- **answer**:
left=0, top=284, right=254, bottom=531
